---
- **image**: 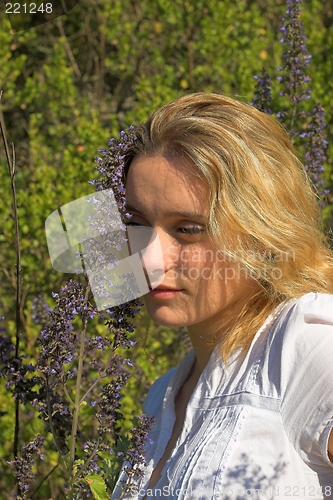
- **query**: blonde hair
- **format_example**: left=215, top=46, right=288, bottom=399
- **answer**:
left=122, top=92, right=333, bottom=362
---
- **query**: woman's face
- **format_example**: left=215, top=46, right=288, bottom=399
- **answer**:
left=125, top=154, right=260, bottom=336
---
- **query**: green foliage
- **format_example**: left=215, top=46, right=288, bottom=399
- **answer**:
left=0, top=0, right=333, bottom=497
left=85, top=473, right=109, bottom=500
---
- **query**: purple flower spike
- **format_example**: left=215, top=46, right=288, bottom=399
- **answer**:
left=90, top=125, right=139, bottom=222
left=10, top=435, right=45, bottom=495
left=122, top=414, right=155, bottom=484
left=250, top=69, right=273, bottom=114
left=302, top=103, right=330, bottom=206
left=277, top=0, right=312, bottom=132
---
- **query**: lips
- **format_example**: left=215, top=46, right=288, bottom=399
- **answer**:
left=147, top=285, right=185, bottom=300
left=149, top=285, right=184, bottom=291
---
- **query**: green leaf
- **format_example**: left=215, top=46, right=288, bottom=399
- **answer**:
left=85, top=473, right=109, bottom=500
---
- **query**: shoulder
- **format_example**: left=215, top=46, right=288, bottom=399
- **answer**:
left=268, top=292, right=333, bottom=354
left=266, top=292, right=333, bottom=389
left=287, top=291, right=333, bottom=324
left=142, top=366, right=177, bottom=417
left=273, top=292, right=333, bottom=468
left=277, top=292, right=333, bottom=355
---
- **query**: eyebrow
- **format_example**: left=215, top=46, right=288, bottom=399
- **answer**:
left=125, top=203, right=207, bottom=221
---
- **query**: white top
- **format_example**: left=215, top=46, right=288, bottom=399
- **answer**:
left=111, top=292, right=333, bottom=499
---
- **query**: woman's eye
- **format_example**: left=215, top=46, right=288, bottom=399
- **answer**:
left=177, top=226, right=205, bottom=235
left=125, top=222, right=205, bottom=235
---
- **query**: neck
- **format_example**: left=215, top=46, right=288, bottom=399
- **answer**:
left=186, top=331, right=215, bottom=383
left=185, top=291, right=261, bottom=380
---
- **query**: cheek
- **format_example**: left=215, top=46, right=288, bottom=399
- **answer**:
left=178, top=247, right=229, bottom=287
left=179, top=247, right=213, bottom=267
left=195, top=260, right=242, bottom=291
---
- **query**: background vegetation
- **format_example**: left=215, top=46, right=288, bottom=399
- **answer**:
left=1, top=0, right=333, bottom=497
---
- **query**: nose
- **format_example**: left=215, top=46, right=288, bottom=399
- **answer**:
left=127, top=226, right=177, bottom=288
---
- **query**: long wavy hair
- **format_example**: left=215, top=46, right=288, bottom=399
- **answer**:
left=122, top=92, right=333, bottom=362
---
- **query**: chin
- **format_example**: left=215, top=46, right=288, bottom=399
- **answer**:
left=144, top=302, right=188, bottom=328
left=148, top=313, right=188, bottom=328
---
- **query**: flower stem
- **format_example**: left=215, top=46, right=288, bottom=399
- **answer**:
left=46, top=375, right=68, bottom=471
left=0, top=90, right=22, bottom=463
left=68, top=285, right=91, bottom=499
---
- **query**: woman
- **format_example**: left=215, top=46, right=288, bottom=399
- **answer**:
left=111, top=93, right=333, bottom=499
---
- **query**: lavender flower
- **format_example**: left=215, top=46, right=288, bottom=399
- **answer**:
left=0, top=318, right=15, bottom=378
left=250, top=69, right=273, bottom=114
left=95, top=370, right=130, bottom=435
left=84, top=127, right=146, bottom=312
left=91, top=126, right=138, bottom=222
left=251, top=0, right=330, bottom=211
left=31, top=256, right=144, bottom=494
left=9, top=434, right=45, bottom=500
left=103, top=300, right=143, bottom=351
left=120, top=414, right=155, bottom=494
left=0, top=317, right=41, bottom=404
left=276, top=0, right=312, bottom=131
left=300, top=103, right=330, bottom=204
left=31, top=295, right=51, bottom=325
left=32, top=389, right=72, bottom=454
left=37, top=280, right=94, bottom=379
